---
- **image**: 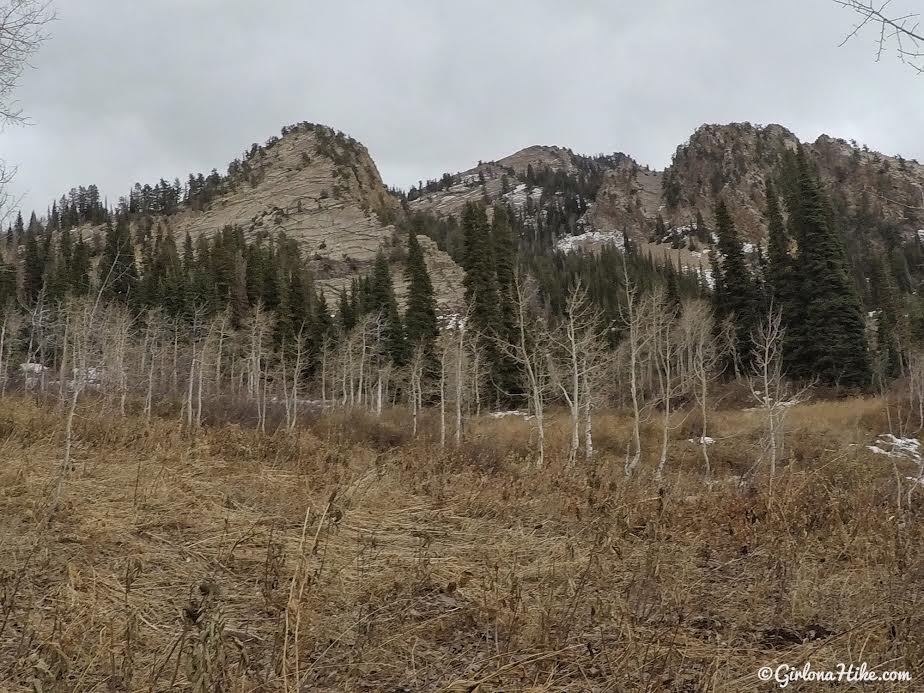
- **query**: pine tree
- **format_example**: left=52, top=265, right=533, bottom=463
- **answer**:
left=70, top=234, right=91, bottom=295
left=100, top=218, right=138, bottom=302
left=664, top=260, right=682, bottom=316
left=712, top=201, right=758, bottom=367
left=461, top=203, right=499, bottom=336
left=370, top=253, right=408, bottom=366
left=870, top=253, right=902, bottom=383
left=11, top=212, right=23, bottom=249
left=765, top=182, right=794, bottom=311
left=786, top=150, right=870, bottom=387
left=22, top=229, right=45, bottom=304
left=337, top=288, right=355, bottom=332
left=0, top=256, right=16, bottom=306
left=491, top=206, right=522, bottom=401
left=403, top=230, right=438, bottom=353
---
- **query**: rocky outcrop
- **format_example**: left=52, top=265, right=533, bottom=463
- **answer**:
left=150, top=124, right=401, bottom=280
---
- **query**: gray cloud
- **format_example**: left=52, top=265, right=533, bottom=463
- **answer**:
left=2, top=0, right=923, bottom=215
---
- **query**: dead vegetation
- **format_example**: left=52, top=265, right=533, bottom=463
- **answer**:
left=0, top=392, right=921, bottom=691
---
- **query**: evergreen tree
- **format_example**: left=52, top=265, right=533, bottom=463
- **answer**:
left=11, top=212, right=23, bottom=249
left=100, top=217, right=138, bottom=302
left=664, top=260, right=682, bottom=316
left=0, top=256, right=16, bottom=306
left=712, top=201, right=758, bottom=367
left=403, top=229, right=438, bottom=353
left=461, top=203, right=499, bottom=337
left=870, top=253, right=902, bottom=383
left=765, top=182, right=794, bottom=311
left=337, top=288, right=355, bottom=332
left=369, top=253, right=408, bottom=366
left=786, top=150, right=870, bottom=387
left=491, top=206, right=522, bottom=400
left=70, top=234, right=91, bottom=295
left=22, top=229, right=45, bottom=304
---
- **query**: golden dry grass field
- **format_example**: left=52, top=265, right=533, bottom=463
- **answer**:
left=0, top=395, right=922, bottom=691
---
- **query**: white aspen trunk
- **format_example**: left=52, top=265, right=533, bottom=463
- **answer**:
left=583, top=389, right=594, bottom=462
left=439, top=344, right=447, bottom=448
left=0, top=320, right=7, bottom=397
left=171, top=325, right=179, bottom=394
left=699, top=367, right=711, bottom=481
left=58, top=317, right=69, bottom=404
left=214, top=331, right=223, bottom=398
left=656, top=321, right=673, bottom=482
left=411, top=370, right=418, bottom=437
left=196, top=347, right=205, bottom=429
left=320, top=344, right=328, bottom=405
left=186, top=343, right=196, bottom=430
left=455, top=325, right=465, bottom=446
left=145, top=355, right=156, bottom=422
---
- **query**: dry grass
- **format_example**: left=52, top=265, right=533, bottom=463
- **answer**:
left=0, top=395, right=923, bottom=691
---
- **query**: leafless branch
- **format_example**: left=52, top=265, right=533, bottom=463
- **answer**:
left=835, top=0, right=924, bottom=73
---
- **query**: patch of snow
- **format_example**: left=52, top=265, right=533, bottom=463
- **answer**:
left=867, top=434, right=921, bottom=463
left=502, top=183, right=541, bottom=210
left=917, top=229, right=924, bottom=243
left=19, top=362, right=47, bottom=374
left=701, top=268, right=715, bottom=288
left=688, top=436, right=715, bottom=445
left=556, top=230, right=624, bottom=253
left=489, top=410, right=533, bottom=420
left=440, top=313, right=468, bottom=331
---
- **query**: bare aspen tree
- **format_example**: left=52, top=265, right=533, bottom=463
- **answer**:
left=581, top=322, right=614, bottom=463
left=748, top=305, right=811, bottom=502
left=55, top=304, right=69, bottom=403
left=22, top=289, right=49, bottom=391
left=101, top=305, right=133, bottom=417
left=653, top=290, right=685, bottom=481
left=170, top=317, right=180, bottom=396
left=183, top=305, right=209, bottom=431
left=454, top=314, right=469, bottom=445
left=620, top=262, right=654, bottom=477
left=438, top=329, right=451, bottom=447
left=282, top=323, right=307, bottom=431
left=59, top=273, right=111, bottom=494
left=408, top=342, right=426, bottom=437
left=195, top=308, right=225, bottom=429
left=549, top=281, right=610, bottom=466
left=61, top=298, right=96, bottom=486
left=907, top=350, right=924, bottom=431
left=0, top=1, right=54, bottom=221
left=245, top=304, right=270, bottom=431
left=211, top=307, right=230, bottom=398
left=319, top=335, right=333, bottom=406
left=498, top=273, right=550, bottom=469
left=142, top=309, right=164, bottom=422
left=0, top=301, right=20, bottom=395
left=682, top=300, right=724, bottom=480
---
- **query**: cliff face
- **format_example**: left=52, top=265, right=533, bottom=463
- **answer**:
left=588, top=122, right=924, bottom=242
left=75, top=123, right=464, bottom=309
left=151, top=124, right=401, bottom=281
left=409, top=122, right=924, bottom=279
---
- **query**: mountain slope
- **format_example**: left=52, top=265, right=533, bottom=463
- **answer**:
left=155, top=123, right=401, bottom=280
left=406, top=122, right=924, bottom=282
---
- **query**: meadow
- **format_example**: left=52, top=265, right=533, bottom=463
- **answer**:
left=0, top=394, right=921, bottom=691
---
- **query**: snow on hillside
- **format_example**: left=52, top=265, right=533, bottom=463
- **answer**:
left=556, top=230, right=624, bottom=253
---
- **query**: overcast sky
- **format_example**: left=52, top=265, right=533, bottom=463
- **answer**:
left=2, top=0, right=922, bottom=215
